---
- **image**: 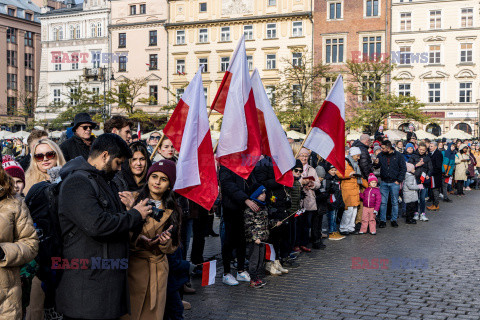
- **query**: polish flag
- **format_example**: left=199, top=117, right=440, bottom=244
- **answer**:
left=420, top=172, right=427, bottom=183
left=265, top=243, right=276, bottom=261
left=303, top=75, right=346, bottom=175
left=137, top=123, right=141, bottom=140
left=294, top=208, right=305, bottom=217
left=211, top=36, right=261, bottom=179
left=163, top=67, right=219, bottom=210
left=201, top=260, right=217, bottom=286
left=251, top=69, right=295, bottom=187
left=330, top=194, right=336, bottom=203
left=430, top=177, right=435, bottom=188
left=445, top=176, right=453, bottom=185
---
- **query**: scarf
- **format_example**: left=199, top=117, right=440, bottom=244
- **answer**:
left=346, top=155, right=362, bottom=184
left=443, top=143, right=456, bottom=162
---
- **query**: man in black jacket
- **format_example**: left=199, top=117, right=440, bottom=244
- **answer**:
left=60, top=113, right=97, bottom=162
left=374, top=140, right=407, bottom=228
left=427, top=141, right=443, bottom=211
left=352, top=134, right=373, bottom=179
left=56, top=134, right=151, bottom=320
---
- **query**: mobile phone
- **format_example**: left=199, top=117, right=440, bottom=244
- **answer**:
left=151, top=235, right=160, bottom=241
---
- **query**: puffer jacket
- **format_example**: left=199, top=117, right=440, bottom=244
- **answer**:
left=337, top=159, right=368, bottom=208
left=300, top=164, right=320, bottom=211
left=352, top=140, right=373, bottom=179
left=288, top=179, right=302, bottom=214
left=455, top=152, right=469, bottom=181
left=359, top=187, right=381, bottom=212
left=403, top=172, right=421, bottom=203
left=0, top=197, right=39, bottom=320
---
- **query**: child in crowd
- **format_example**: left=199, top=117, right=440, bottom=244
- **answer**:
left=324, top=163, right=345, bottom=241
left=359, top=174, right=381, bottom=235
left=403, top=163, right=423, bottom=224
left=244, top=183, right=270, bottom=288
left=313, top=165, right=327, bottom=249
left=288, top=160, right=304, bottom=252
left=2, top=155, right=26, bottom=197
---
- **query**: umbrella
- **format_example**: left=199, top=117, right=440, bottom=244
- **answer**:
left=383, top=129, right=406, bottom=141
left=286, top=130, right=306, bottom=140
left=50, top=131, right=63, bottom=139
left=439, top=129, right=473, bottom=140
left=415, top=129, right=436, bottom=140
left=346, top=130, right=362, bottom=141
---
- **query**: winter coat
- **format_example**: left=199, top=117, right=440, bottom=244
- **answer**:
left=403, top=172, right=421, bottom=203
left=300, top=164, right=320, bottom=211
left=471, top=150, right=480, bottom=168
left=455, top=152, right=469, bottom=181
left=315, top=178, right=329, bottom=215
left=325, top=173, right=343, bottom=211
left=403, top=151, right=414, bottom=162
left=0, top=197, right=39, bottom=320
left=288, top=179, right=302, bottom=214
left=59, top=135, right=94, bottom=162
left=244, top=206, right=270, bottom=242
left=406, top=131, right=417, bottom=142
left=442, top=144, right=456, bottom=176
left=337, top=158, right=368, bottom=208
left=359, top=187, right=381, bottom=212
left=429, top=149, right=443, bottom=188
left=352, top=140, right=373, bottom=179
left=219, top=165, right=251, bottom=216
left=123, top=208, right=177, bottom=320
left=408, top=151, right=433, bottom=185
left=467, top=153, right=477, bottom=177
left=375, top=150, right=407, bottom=183
left=56, top=156, right=144, bottom=319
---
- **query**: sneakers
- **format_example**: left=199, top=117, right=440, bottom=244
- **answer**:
left=391, top=221, right=399, bottom=228
left=293, top=246, right=302, bottom=253
left=182, top=300, right=192, bottom=310
left=222, top=273, right=239, bottom=286
left=265, top=262, right=282, bottom=276
left=378, top=221, right=386, bottom=228
left=406, top=219, right=417, bottom=224
left=370, top=232, right=376, bottom=235
left=329, top=232, right=346, bottom=240
left=419, top=213, right=429, bottom=221
left=249, top=279, right=265, bottom=288
left=413, top=212, right=419, bottom=220
left=300, top=246, right=311, bottom=253
left=274, top=260, right=289, bottom=274
left=282, top=258, right=300, bottom=268
left=236, top=271, right=251, bottom=282
left=427, top=205, right=439, bottom=211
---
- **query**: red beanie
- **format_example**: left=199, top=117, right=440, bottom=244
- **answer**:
left=146, top=160, right=176, bottom=186
left=2, top=155, right=25, bottom=184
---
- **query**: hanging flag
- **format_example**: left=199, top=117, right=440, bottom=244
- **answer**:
left=251, top=69, right=295, bottom=187
left=430, top=177, right=435, bottom=188
left=163, top=67, right=219, bottom=210
left=330, top=194, right=336, bottom=203
left=445, top=176, right=453, bottom=185
left=420, top=172, right=427, bottom=183
left=265, top=243, right=276, bottom=261
left=210, top=35, right=261, bottom=179
left=303, top=75, right=346, bottom=175
left=294, top=208, right=306, bottom=217
left=201, top=260, right=217, bottom=286
left=137, top=122, right=141, bottom=140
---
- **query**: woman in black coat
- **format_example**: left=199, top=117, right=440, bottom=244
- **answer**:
left=408, top=143, right=433, bottom=216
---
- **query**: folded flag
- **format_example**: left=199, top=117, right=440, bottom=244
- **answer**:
left=445, top=176, right=453, bottom=185
left=430, top=177, right=435, bottom=188
left=294, top=208, right=306, bottom=217
left=420, top=172, right=427, bottom=183
left=330, top=194, right=336, bottom=203
left=265, top=243, right=276, bottom=261
left=201, top=260, right=217, bottom=286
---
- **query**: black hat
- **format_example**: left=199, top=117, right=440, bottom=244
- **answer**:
left=72, top=112, right=97, bottom=131
left=324, top=162, right=335, bottom=172
left=294, top=159, right=303, bottom=170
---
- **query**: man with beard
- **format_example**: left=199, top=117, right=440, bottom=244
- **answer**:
left=56, top=134, right=152, bottom=320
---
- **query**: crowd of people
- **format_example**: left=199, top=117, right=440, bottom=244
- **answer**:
left=0, top=113, right=479, bottom=320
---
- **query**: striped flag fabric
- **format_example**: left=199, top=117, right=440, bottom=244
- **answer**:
left=330, top=194, right=336, bottom=203
left=420, top=172, right=427, bottom=183
left=445, top=176, right=453, bottom=185
left=137, top=122, right=141, bottom=140
left=265, top=243, right=276, bottom=261
left=201, top=260, right=217, bottom=286
left=430, top=177, right=435, bottom=188
left=294, top=208, right=306, bottom=217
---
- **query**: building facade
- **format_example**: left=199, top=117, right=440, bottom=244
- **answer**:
left=36, top=0, right=111, bottom=123
left=109, top=0, right=169, bottom=114
left=390, top=0, right=480, bottom=137
left=0, top=0, right=41, bottom=129
left=166, top=0, right=313, bottom=126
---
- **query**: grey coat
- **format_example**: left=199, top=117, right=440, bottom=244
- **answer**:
left=403, top=172, right=421, bottom=204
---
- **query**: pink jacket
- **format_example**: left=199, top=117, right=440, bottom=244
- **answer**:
left=360, top=187, right=381, bottom=212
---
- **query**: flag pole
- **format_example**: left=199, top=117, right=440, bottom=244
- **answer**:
left=294, top=127, right=313, bottom=158
left=149, top=133, right=165, bottom=161
left=271, top=209, right=305, bottom=229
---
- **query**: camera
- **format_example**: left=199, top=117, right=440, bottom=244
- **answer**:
left=147, top=201, right=165, bottom=222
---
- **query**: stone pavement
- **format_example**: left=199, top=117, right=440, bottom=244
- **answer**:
left=184, top=192, right=480, bottom=320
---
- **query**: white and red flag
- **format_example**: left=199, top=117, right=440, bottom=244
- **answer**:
left=330, top=194, right=336, bottom=203
left=211, top=35, right=261, bottom=179
left=251, top=69, right=295, bottom=187
left=445, top=176, right=453, bottom=185
left=201, top=260, right=217, bottom=286
left=264, top=243, right=276, bottom=261
left=420, top=172, right=427, bottom=184
left=163, top=67, right=219, bottom=210
left=303, top=75, right=346, bottom=175
left=137, top=123, right=141, bottom=140
left=294, top=208, right=305, bottom=217
left=430, top=177, right=435, bottom=188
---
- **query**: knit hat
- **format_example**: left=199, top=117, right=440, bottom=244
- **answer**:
left=406, top=162, right=415, bottom=173
left=293, top=159, right=303, bottom=170
left=315, top=165, right=326, bottom=178
left=248, top=183, right=266, bottom=201
left=146, top=160, right=176, bottom=186
left=379, top=126, right=384, bottom=130
left=349, top=147, right=361, bottom=156
left=324, top=162, right=335, bottom=172
left=373, top=146, right=381, bottom=153
left=2, top=155, right=25, bottom=184
left=406, top=143, right=414, bottom=150
left=367, top=173, right=378, bottom=184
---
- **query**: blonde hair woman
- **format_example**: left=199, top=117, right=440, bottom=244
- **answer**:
left=24, top=139, right=66, bottom=194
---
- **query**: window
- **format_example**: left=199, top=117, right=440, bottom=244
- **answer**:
left=25, top=53, right=34, bottom=69
left=221, top=27, right=230, bottom=42
left=461, top=8, right=473, bottom=28
left=428, top=83, right=440, bottom=102
left=54, top=55, right=62, bottom=71
left=97, top=23, right=102, bottom=37
left=54, top=27, right=63, bottom=41
left=149, top=54, right=158, bottom=70
left=149, top=85, right=158, bottom=105
left=25, top=31, right=34, bottom=46
left=325, top=38, right=344, bottom=63
left=149, top=30, right=157, bottom=46
left=25, top=12, right=33, bottom=21
left=92, top=87, right=100, bottom=104
left=400, top=13, right=411, bottom=31
left=199, top=28, right=208, bottom=43
left=292, top=84, right=301, bottom=104
left=8, top=8, right=15, bottom=16
left=221, top=57, right=230, bottom=71
left=293, top=52, right=302, bottom=67
left=25, top=98, right=34, bottom=116
left=130, top=5, right=136, bottom=15
left=398, top=83, right=411, bottom=96
left=324, top=77, right=334, bottom=97
left=70, top=88, right=79, bottom=106
left=366, top=0, right=379, bottom=17
left=176, top=88, right=184, bottom=102
left=266, top=54, right=276, bottom=70
left=247, top=55, right=253, bottom=70
left=266, top=86, right=275, bottom=104
left=429, top=45, right=440, bottom=64
left=92, top=52, right=100, bottom=68
left=140, top=4, right=146, bottom=14
left=119, top=33, right=126, bottom=48
left=119, top=85, right=127, bottom=103
left=363, top=36, right=382, bottom=61
left=7, top=74, right=17, bottom=90
left=7, top=97, right=16, bottom=116
left=25, top=76, right=34, bottom=92
left=176, top=30, right=185, bottom=44
left=266, top=23, right=277, bottom=39
left=119, top=56, right=127, bottom=71
left=459, top=82, right=472, bottom=102
left=362, top=75, right=381, bottom=102
left=7, top=28, right=16, bottom=43
left=329, top=2, right=342, bottom=20
left=7, top=50, right=17, bottom=67
left=70, top=25, right=76, bottom=39
left=292, top=21, right=303, bottom=37
left=460, top=43, right=473, bottom=63
left=204, top=87, right=208, bottom=103
left=430, top=10, right=441, bottom=29
left=199, top=2, right=207, bottom=12
left=90, top=24, right=97, bottom=38
left=199, top=58, right=208, bottom=72
left=399, top=46, right=411, bottom=65
left=244, top=25, right=253, bottom=40
left=53, top=89, right=61, bottom=103
left=71, top=53, right=79, bottom=70
left=268, top=0, right=276, bottom=6
left=176, top=59, right=185, bottom=74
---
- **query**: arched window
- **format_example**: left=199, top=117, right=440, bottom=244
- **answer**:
left=70, top=25, right=75, bottom=39
left=455, top=122, right=472, bottom=134
left=76, top=25, right=80, bottom=39
left=426, top=123, right=441, bottom=136
left=97, top=22, right=102, bottom=37
left=54, top=27, right=63, bottom=41
left=398, top=123, right=413, bottom=132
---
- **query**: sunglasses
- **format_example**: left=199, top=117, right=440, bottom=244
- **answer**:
left=79, top=125, right=93, bottom=131
left=293, top=169, right=303, bottom=173
left=150, top=136, right=161, bottom=141
left=34, top=151, right=56, bottom=162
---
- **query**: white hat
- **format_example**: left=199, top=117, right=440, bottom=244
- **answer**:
left=349, top=147, right=361, bottom=156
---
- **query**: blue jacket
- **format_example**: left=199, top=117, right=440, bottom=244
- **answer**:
left=375, top=150, right=407, bottom=183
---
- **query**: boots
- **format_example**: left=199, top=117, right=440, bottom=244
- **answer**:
left=427, top=204, right=439, bottom=211
left=265, top=261, right=282, bottom=276
left=274, top=260, right=289, bottom=274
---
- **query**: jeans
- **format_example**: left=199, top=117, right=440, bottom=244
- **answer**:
left=181, top=218, right=193, bottom=260
left=418, top=188, right=427, bottom=213
left=327, top=209, right=338, bottom=233
left=442, top=179, right=451, bottom=200
left=379, top=182, right=400, bottom=222
left=191, top=208, right=210, bottom=265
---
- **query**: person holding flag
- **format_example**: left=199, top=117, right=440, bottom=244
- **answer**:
left=427, top=141, right=443, bottom=211
left=408, top=142, right=433, bottom=222
left=442, top=142, right=456, bottom=201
